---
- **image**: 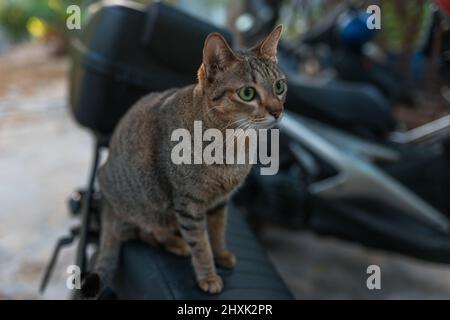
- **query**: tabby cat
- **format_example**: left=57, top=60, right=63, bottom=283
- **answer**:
left=81, top=25, right=286, bottom=297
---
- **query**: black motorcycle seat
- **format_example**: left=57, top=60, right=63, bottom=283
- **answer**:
left=283, top=74, right=395, bottom=135
left=112, top=207, right=294, bottom=299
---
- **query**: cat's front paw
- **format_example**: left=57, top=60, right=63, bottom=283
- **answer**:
left=197, top=274, right=223, bottom=294
left=214, top=250, right=236, bottom=269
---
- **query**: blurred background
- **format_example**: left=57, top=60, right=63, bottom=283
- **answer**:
left=1, top=0, right=450, bottom=299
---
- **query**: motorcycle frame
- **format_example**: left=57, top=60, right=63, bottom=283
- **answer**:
left=279, top=112, right=450, bottom=233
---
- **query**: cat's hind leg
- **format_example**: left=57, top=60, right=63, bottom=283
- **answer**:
left=80, top=202, right=136, bottom=298
left=140, top=225, right=191, bottom=257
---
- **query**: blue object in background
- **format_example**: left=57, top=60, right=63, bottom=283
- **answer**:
left=411, top=51, right=425, bottom=83
left=338, top=11, right=378, bottom=47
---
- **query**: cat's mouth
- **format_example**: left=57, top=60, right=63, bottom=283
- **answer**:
left=229, top=115, right=282, bottom=131
left=249, top=115, right=282, bottom=129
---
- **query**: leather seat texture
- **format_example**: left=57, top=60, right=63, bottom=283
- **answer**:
left=112, top=207, right=294, bottom=299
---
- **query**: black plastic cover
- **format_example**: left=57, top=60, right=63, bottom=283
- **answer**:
left=70, top=2, right=231, bottom=135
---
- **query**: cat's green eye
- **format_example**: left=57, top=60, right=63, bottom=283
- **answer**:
left=238, top=86, right=256, bottom=102
left=274, top=79, right=286, bottom=95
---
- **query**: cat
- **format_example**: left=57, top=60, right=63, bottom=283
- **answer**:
left=81, top=25, right=287, bottom=297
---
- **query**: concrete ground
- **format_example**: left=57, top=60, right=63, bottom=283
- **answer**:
left=1, top=44, right=450, bottom=299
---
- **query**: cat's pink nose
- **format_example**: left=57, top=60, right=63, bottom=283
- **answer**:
left=265, top=98, right=283, bottom=119
left=269, top=108, right=282, bottom=119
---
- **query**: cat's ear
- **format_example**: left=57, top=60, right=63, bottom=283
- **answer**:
left=251, top=25, right=283, bottom=63
left=202, top=32, right=240, bottom=81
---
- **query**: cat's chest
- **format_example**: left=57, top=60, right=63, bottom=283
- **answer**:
left=205, top=164, right=251, bottom=194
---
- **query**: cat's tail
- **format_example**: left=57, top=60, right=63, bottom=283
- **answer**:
left=80, top=199, right=123, bottom=299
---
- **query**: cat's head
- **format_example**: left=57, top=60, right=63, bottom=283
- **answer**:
left=198, top=25, right=286, bottom=130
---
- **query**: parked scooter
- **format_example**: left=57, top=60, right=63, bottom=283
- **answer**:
left=40, top=1, right=450, bottom=299
left=301, top=3, right=415, bottom=106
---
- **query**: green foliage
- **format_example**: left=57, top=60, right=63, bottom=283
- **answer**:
left=380, top=0, right=429, bottom=52
left=0, top=0, right=81, bottom=42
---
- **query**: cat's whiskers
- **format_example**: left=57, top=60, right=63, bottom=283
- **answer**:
left=223, top=119, right=249, bottom=148
left=221, top=118, right=247, bottom=132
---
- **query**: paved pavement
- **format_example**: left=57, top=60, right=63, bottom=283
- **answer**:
left=263, top=230, right=450, bottom=299
left=1, top=44, right=450, bottom=299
